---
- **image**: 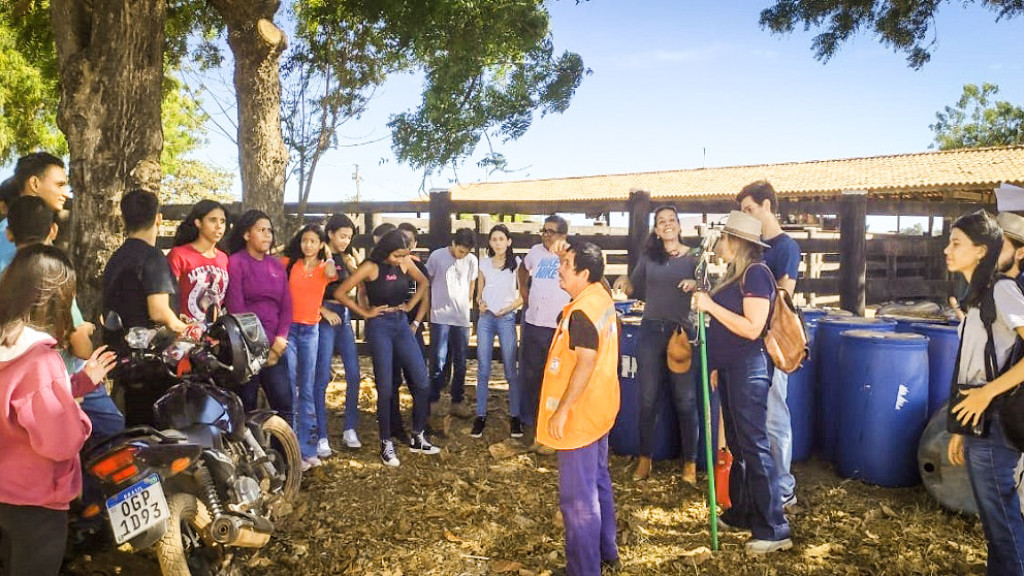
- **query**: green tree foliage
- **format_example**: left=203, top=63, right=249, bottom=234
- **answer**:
left=0, top=2, right=65, bottom=163
left=0, top=0, right=230, bottom=202
left=931, top=83, right=1024, bottom=150
left=760, top=0, right=1024, bottom=69
left=297, top=0, right=589, bottom=177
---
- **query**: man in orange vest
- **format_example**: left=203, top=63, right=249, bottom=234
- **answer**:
left=537, top=238, right=621, bottom=575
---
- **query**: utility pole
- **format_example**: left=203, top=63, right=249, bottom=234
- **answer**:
left=352, top=164, right=363, bottom=202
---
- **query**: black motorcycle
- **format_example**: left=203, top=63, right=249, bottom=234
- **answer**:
left=85, top=312, right=301, bottom=574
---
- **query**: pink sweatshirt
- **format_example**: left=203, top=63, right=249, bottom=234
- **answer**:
left=0, top=327, right=97, bottom=510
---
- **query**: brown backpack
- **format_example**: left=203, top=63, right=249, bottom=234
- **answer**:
left=743, top=263, right=809, bottom=373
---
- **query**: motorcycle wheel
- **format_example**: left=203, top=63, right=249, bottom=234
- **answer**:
left=154, top=492, right=199, bottom=576
left=260, top=415, right=302, bottom=502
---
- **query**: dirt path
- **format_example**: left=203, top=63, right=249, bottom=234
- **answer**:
left=67, top=362, right=989, bottom=575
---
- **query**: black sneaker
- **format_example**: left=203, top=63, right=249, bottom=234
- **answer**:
left=409, top=431, right=441, bottom=455
left=510, top=416, right=524, bottom=438
left=380, top=440, right=400, bottom=467
left=470, top=416, right=486, bottom=438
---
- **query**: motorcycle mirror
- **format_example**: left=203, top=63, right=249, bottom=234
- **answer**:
left=205, top=304, right=221, bottom=324
left=103, top=312, right=123, bottom=332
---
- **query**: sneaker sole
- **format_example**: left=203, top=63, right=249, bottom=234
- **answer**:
left=745, top=540, right=793, bottom=554
left=470, top=432, right=483, bottom=438
left=409, top=447, right=441, bottom=455
left=381, top=458, right=401, bottom=467
left=510, top=433, right=524, bottom=438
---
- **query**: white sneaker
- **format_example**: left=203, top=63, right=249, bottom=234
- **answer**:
left=381, top=440, right=401, bottom=467
left=301, top=456, right=322, bottom=472
left=316, top=438, right=333, bottom=459
left=343, top=428, right=362, bottom=449
left=745, top=538, right=793, bottom=555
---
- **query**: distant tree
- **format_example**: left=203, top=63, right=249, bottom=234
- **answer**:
left=759, top=1, right=1024, bottom=69
left=931, top=83, right=1024, bottom=150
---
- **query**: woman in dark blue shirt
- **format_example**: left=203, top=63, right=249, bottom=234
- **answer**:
left=693, top=210, right=791, bottom=555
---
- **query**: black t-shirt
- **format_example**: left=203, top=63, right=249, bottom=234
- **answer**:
left=102, top=238, right=178, bottom=348
left=324, top=253, right=352, bottom=301
left=556, top=309, right=598, bottom=351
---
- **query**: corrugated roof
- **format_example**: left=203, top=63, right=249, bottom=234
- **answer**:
left=450, top=146, right=1024, bottom=202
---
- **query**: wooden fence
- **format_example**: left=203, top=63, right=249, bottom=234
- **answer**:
left=159, top=189, right=975, bottom=314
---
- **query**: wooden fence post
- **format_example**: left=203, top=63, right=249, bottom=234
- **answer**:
left=839, top=191, right=867, bottom=315
left=430, top=189, right=453, bottom=250
left=626, top=189, right=651, bottom=276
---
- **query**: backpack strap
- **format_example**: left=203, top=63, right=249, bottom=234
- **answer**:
left=740, top=262, right=776, bottom=338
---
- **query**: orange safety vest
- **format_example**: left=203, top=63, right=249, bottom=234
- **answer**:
left=536, top=282, right=620, bottom=451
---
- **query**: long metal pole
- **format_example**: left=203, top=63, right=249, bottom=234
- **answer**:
left=698, top=309, right=718, bottom=551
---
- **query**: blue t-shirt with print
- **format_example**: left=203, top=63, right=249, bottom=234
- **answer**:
left=708, top=263, right=776, bottom=369
left=763, top=233, right=800, bottom=285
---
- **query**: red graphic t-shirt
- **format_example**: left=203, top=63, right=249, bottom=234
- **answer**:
left=167, top=244, right=230, bottom=322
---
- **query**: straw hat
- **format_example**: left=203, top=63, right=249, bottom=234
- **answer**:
left=997, top=212, right=1024, bottom=244
left=722, top=210, right=770, bottom=248
left=667, top=327, right=691, bottom=374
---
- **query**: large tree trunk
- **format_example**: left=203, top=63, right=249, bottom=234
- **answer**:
left=51, top=0, right=166, bottom=319
left=209, top=0, right=288, bottom=231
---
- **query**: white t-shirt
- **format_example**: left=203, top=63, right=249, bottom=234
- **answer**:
left=958, top=279, right=1024, bottom=386
left=426, top=247, right=479, bottom=327
left=523, top=243, right=569, bottom=328
left=480, top=255, right=519, bottom=313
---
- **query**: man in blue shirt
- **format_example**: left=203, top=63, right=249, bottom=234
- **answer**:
left=0, top=177, right=18, bottom=272
left=0, top=153, right=70, bottom=275
left=738, top=180, right=800, bottom=510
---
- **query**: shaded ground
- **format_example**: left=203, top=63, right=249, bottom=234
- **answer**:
left=67, top=359, right=989, bottom=575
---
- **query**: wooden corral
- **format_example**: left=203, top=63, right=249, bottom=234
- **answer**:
left=160, top=145, right=1024, bottom=315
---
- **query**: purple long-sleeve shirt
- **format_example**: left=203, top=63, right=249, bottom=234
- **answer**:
left=226, top=250, right=292, bottom=341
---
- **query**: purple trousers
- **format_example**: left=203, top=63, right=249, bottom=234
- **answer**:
left=557, top=434, right=619, bottom=576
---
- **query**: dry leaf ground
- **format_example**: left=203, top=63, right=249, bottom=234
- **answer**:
left=66, top=358, right=989, bottom=575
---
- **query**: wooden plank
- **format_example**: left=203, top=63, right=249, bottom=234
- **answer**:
left=429, top=190, right=453, bottom=250
left=627, top=189, right=652, bottom=274
left=839, top=193, right=868, bottom=315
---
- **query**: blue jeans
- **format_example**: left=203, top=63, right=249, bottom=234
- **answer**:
left=558, top=435, right=619, bottom=576
left=636, top=319, right=698, bottom=461
left=316, top=302, right=361, bottom=433
left=239, top=355, right=293, bottom=424
left=718, top=348, right=790, bottom=542
left=520, top=322, right=556, bottom=427
left=767, top=368, right=795, bottom=500
left=965, top=413, right=1024, bottom=576
left=80, top=386, right=126, bottom=526
left=430, top=323, right=469, bottom=404
left=366, top=312, right=431, bottom=440
left=286, top=322, right=319, bottom=459
left=389, top=323, right=426, bottom=437
left=476, top=310, right=521, bottom=418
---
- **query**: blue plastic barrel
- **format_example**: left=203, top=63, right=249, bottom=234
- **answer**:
left=800, top=308, right=829, bottom=326
left=910, top=323, right=960, bottom=417
left=609, top=318, right=681, bottom=460
left=816, top=316, right=897, bottom=461
left=614, top=299, right=639, bottom=316
left=837, top=330, right=929, bottom=486
left=788, top=320, right=818, bottom=462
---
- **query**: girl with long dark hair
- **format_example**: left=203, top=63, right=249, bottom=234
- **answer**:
left=314, top=214, right=364, bottom=454
left=0, top=245, right=116, bottom=575
left=168, top=199, right=230, bottom=322
left=225, top=210, right=293, bottom=423
left=946, top=210, right=1024, bottom=575
left=281, top=225, right=336, bottom=470
left=333, top=229, right=439, bottom=466
left=473, top=224, right=524, bottom=438
left=693, top=211, right=790, bottom=555
left=612, top=205, right=699, bottom=482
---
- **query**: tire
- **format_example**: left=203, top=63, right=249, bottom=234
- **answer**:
left=154, top=493, right=198, bottom=576
left=259, top=415, right=302, bottom=503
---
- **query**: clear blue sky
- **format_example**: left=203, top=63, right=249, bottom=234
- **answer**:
left=195, top=0, right=1024, bottom=205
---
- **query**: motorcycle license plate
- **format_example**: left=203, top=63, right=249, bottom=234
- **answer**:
left=105, top=473, right=170, bottom=544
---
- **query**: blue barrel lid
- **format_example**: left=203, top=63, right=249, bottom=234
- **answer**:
left=819, top=316, right=898, bottom=328
left=840, top=329, right=928, bottom=346
left=910, top=322, right=959, bottom=335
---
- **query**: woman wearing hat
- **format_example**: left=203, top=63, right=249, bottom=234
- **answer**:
left=613, top=205, right=699, bottom=482
left=692, top=210, right=791, bottom=554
